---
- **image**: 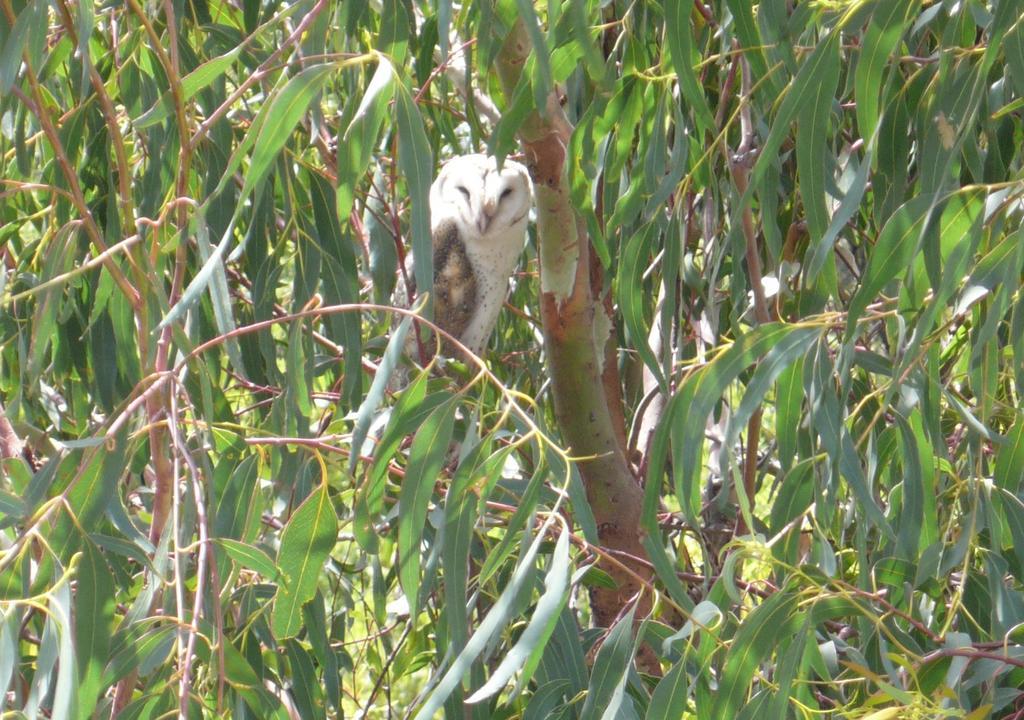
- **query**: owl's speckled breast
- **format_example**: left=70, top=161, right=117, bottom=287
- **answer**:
left=431, top=220, right=478, bottom=353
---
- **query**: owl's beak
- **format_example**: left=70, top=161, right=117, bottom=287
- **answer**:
left=479, top=200, right=497, bottom=234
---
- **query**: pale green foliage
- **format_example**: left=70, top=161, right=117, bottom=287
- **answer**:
left=1, top=0, right=1023, bottom=718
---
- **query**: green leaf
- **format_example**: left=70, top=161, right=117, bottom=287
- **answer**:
left=721, top=325, right=822, bottom=479
left=845, top=194, right=934, bottom=343
left=337, top=57, right=395, bottom=220
left=524, top=680, right=571, bottom=720
left=215, top=538, right=280, bottom=580
left=0, top=0, right=47, bottom=94
left=48, top=438, right=127, bottom=568
left=775, top=357, right=805, bottom=474
left=619, top=222, right=665, bottom=389
left=394, top=81, right=434, bottom=300
left=443, top=442, right=499, bottom=653
left=711, top=588, right=801, bottom=719
left=349, top=315, right=413, bottom=476
left=1006, top=9, right=1024, bottom=97
left=808, top=339, right=893, bottom=536
left=671, top=324, right=810, bottom=520
left=769, top=460, right=815, bottom=565
left=568, top=0, right=604, bottom=81
left=398, top=398, right=457, bottom=616
left=35, top=563, right=77, bottom=720
left=995, top=418, right=1024, bottom=493
left=765, top=613, right=810, bottom=718
left=724, top=0, right=776, bottom=96
left=647, top=657, right=690, bottom=720
left=378, top=0, right=410, bottom=65
left=134, top=46, right=243, bottom=128
left=285, top=640, right=325, bottom=720
left=0, top=609, right=18, bottom=698
left=355, top=374, right=443, bottom=550
left=796, top=36, right=840, bottom=244
left=414, top=516, right=558, bottom=720
left=750, top=31, right=840, bottom=193
left=664, top=0, right=715, bottom=135
left=271, top=483, right=338, bottom=639
left=213, top=454, right=262, bottom=542
left=467, top=528, right=571, bottom=702
left=74, top=538, right=115, bottom=720
left=855, top=1, right=918, bottom=141
left=0, top=487, right=26, bottom=522
left=578, top=602, right=638, bottom=720
left=239, top=64, right=334, bottom=203
left=514, top=0, right=553, bottom=112
left=894, top=411, right=938, bottom=559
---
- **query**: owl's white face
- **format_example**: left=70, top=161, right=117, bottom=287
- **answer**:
left=429, top=154, right=532, bottom=241
left=427, top=154, right=533, bottom=355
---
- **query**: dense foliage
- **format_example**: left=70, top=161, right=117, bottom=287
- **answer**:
left=1, top=0, right=1023, bottom=717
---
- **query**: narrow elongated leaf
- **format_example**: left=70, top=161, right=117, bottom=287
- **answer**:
left=1006, top=11, right=1024, bottom=97
left=239, top=64, right=334, bottom=203
left=134, top=46, right=243, bottom=128
left=805, top=149, right=871, bottom=284
left=808, top=339, right=893, bottom=536
left=378, top=0, right=410, bottom=65
left=358, top=381, right=448, bottom=551
left=75, top=538, right=115, bottom=720
left=894, top=411, right=938, bottom=559
left=337, top=57, right=394, bottom=220
left=579, top=602, right=638, bottom=720
left=467, top=528, right=571, bottom=702
left=394, top=82, right=434, bottom=300
left=47, top=439, right=127, bottom=569
left=995, top=418, right=1024, bottom=493
left=272, top=483, right=338, bottom=639
left=216, top=538, right=279, bottom=580
left=514, top=0, right=552, bottom=112
left=664, top=0, right=715, bottom=134
left=443, top=443, right=503, bottom=656
left=50, top=569, right=79, bottom=720
left=308, top=169, right=362, bottom=405
left=349, top=314, right=412, bottom=476
left=775, top=357, right=804, bottom=474
left=724, top=0, right=775, bottom=95
left=0, top=609, right=18, bottom=699
left=845, top=195, right=934, bottom=342
left=647, top=657, right=690, bottom=720
left=710, top=589, right=801, bottom=719
left=524, top=680, right=571, bottom=720
left=720, top=325, right=822, bottom=476
left=398, top=398, right=457, bottom=615
left=765, top=614, right=811, bottom=719
left=750, top=31, right=840, bottom=192
left=0, top=0, right=46, bottom=93
left=619, top=222, right=665, bottom=388
left=414, top=517, right=558, bottom=720
left=796, top=25, right=840, bottom=243
left=855, top=1, right=917, bottom=140
left=673, top=324, right=808, bottom=519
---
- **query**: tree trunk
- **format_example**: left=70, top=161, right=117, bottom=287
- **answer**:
left=495, top=23, right=659, bottom=655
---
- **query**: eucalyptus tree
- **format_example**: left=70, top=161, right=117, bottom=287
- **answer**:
left=1, top=0, right=1022, bottom=717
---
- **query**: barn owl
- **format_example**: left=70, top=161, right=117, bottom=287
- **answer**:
left=424, top=154, right=533, bottom=357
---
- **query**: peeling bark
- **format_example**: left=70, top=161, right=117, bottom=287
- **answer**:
left=0, top=402, right=23, bottom=466
left=495, top=23, right=661, bottom=664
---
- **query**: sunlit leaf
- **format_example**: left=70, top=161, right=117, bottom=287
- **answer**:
left=272, top=483, right=338, bottom=639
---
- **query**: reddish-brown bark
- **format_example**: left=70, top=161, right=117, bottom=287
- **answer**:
left=494, top=23, right=660, bottom=660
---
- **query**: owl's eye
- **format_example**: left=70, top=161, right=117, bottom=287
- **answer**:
left=456, top=186, right=470, bottom=199
left=499, top=187, right=513, bottom=200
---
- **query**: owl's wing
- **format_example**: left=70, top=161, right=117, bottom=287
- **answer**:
left=431, top=220, right=477, bottom=353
